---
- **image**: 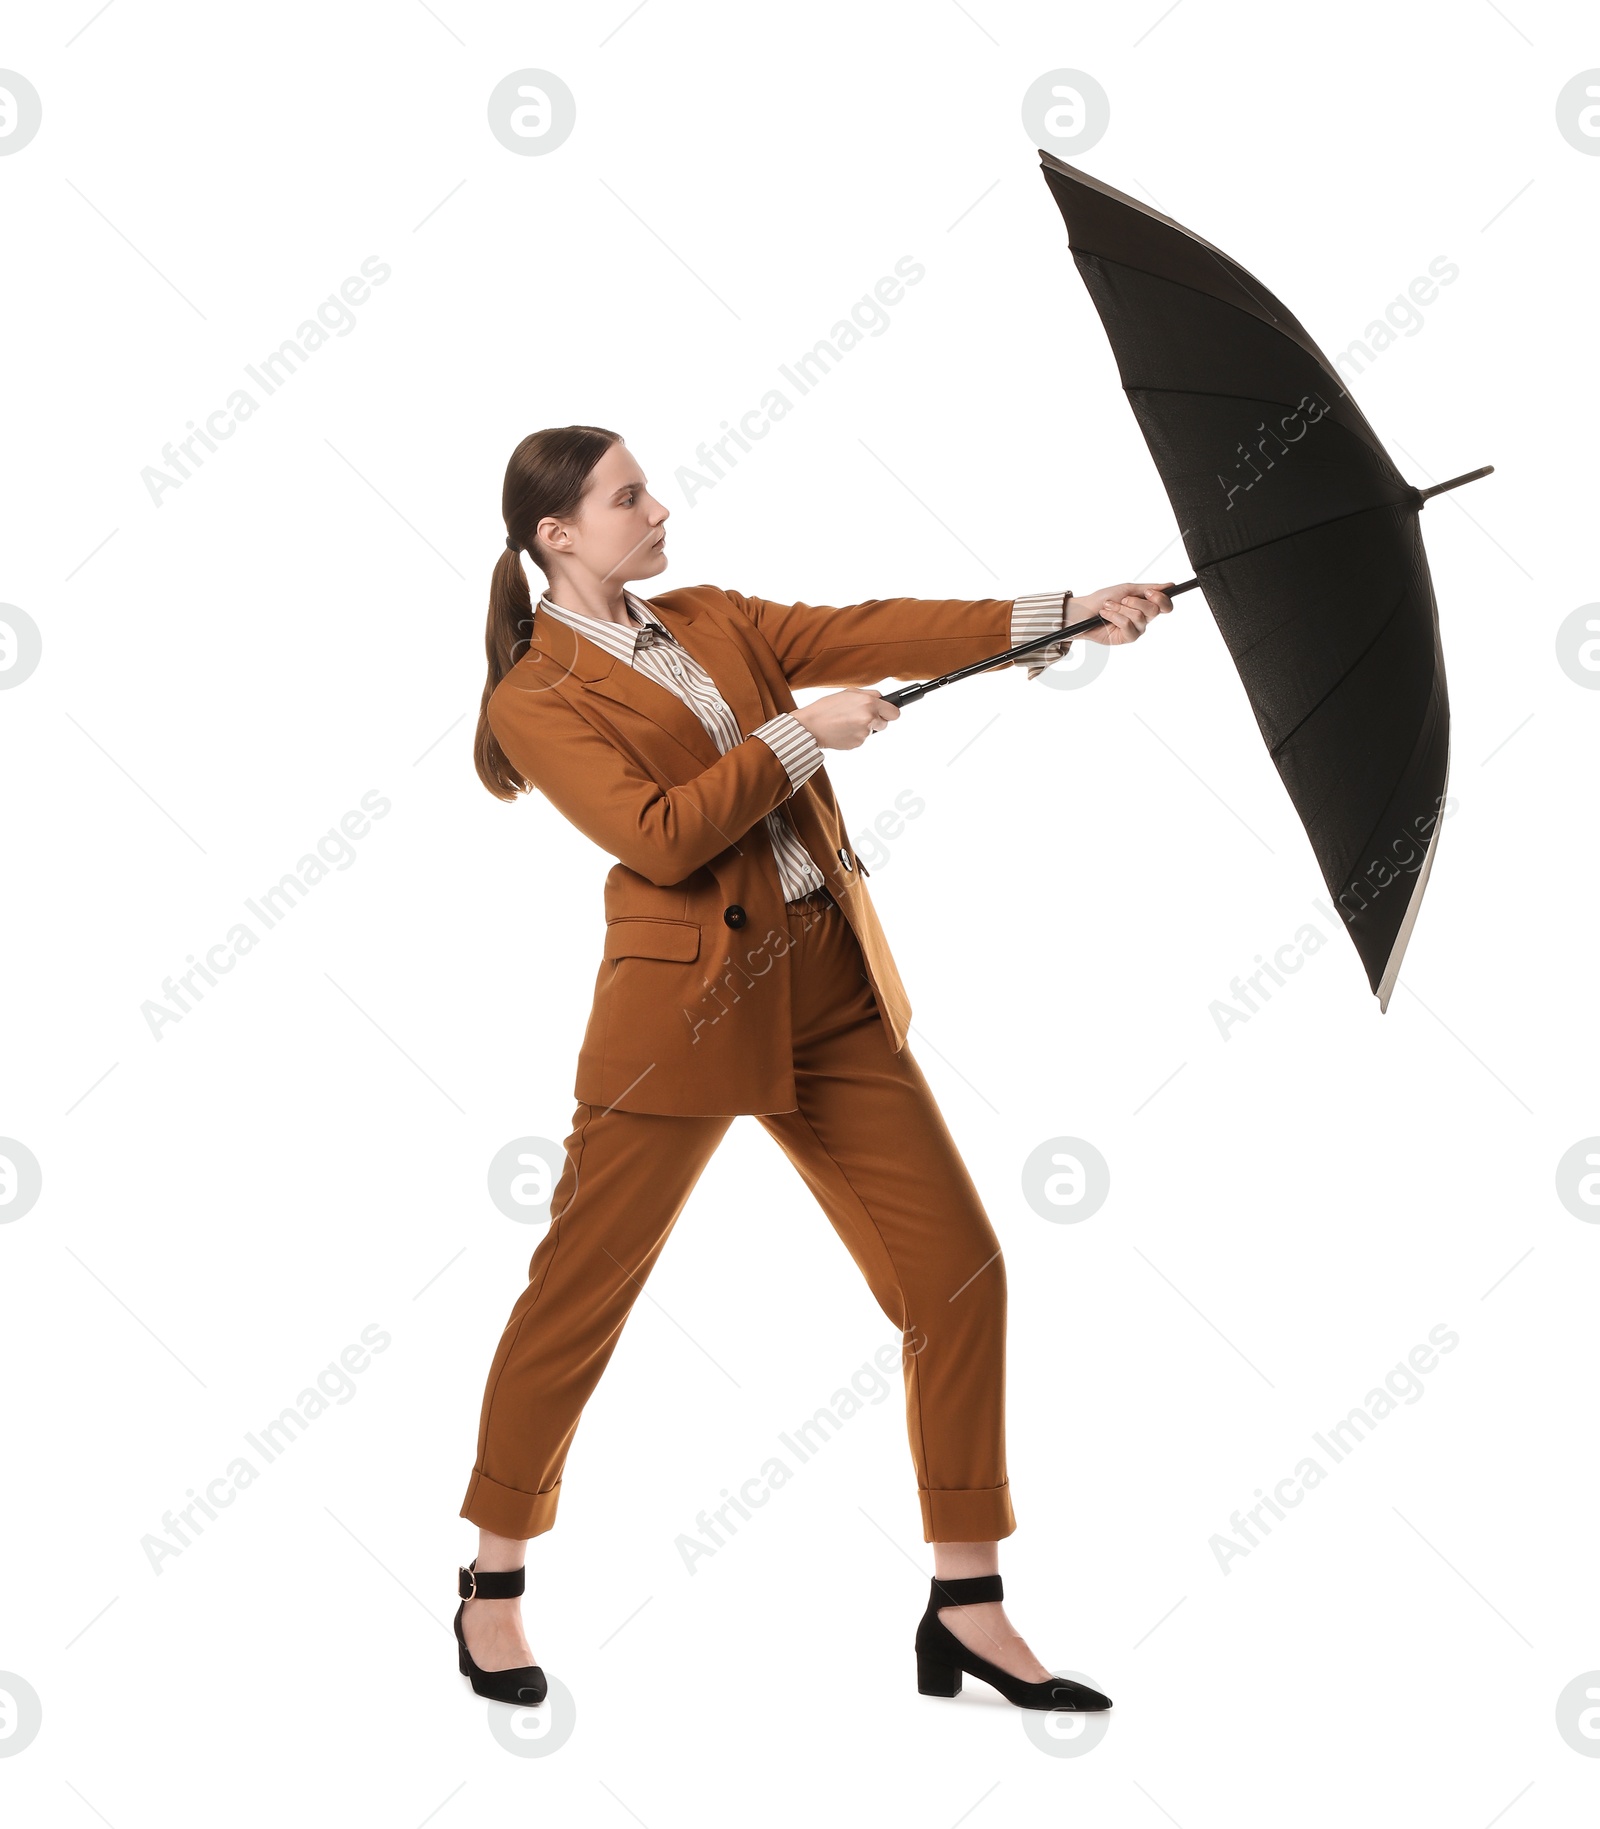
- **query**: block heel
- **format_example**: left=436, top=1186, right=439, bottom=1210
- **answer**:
left=917, top=1652, right=963, bottom=1697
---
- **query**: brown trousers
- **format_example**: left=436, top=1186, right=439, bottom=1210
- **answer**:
left=459, top=889, right=1016, bottom=1544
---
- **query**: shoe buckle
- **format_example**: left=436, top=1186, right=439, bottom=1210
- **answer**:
left=461, top=1564, right=477, bottom=1601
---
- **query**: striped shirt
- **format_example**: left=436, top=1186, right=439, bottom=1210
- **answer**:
left=535, top=587, right=1077, bottom=901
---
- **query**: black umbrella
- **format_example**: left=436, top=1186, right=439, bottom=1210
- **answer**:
left=886, top=153, right=1491, bottom=1010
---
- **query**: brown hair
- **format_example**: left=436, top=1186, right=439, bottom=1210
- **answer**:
left=473, top=423, right=623, bottom=800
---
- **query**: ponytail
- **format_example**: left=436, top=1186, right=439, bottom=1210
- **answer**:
left=474, top=424, right=622, bottom=800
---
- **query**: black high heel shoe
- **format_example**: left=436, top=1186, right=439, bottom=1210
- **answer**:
left=454, top=1559, right=548, bottom=1706
left=915, top=1573, right=1112, bottom=1711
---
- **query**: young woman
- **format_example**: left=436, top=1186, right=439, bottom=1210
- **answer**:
left=458, top=424, right=1172, bottom=1712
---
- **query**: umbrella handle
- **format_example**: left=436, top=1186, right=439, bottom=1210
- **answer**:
left=881, top=577, right=1204, bottom=708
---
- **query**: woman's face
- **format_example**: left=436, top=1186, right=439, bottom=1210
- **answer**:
left=538, top=441, right=670, bottom=587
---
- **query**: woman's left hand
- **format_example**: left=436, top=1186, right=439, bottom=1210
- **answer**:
left=1074, top=582, right=1176, bottom=646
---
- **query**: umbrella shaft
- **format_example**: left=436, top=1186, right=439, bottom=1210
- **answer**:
left=881, top=579, right=1206, bottom=706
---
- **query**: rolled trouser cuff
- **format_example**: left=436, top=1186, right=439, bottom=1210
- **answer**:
left=460, top=1468, right=563, bottom=1539
left=920, top=1481, right=1017, bottom=1543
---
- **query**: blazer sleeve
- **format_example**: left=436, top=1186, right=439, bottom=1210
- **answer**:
left=720, top=587, right=1018, bottom=688
left=487, top=676, right=796, bottom=887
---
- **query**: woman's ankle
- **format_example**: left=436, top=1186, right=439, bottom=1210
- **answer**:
left=931, top=1538, right=1000, bottom=1581
left=477, top=1528, right=530, bottom=1575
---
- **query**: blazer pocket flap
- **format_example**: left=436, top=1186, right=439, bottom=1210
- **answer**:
left=604, top=917, right=701, bottom=963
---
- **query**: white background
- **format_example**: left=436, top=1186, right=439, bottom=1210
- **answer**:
left=2, top=0, right=1597, bottom=1819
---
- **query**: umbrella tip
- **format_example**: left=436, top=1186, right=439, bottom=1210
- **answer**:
left=1416, top=464, right=1495, bottom=503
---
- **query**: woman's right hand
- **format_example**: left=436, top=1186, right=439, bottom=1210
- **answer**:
left=791, top=689, right=900, bottom=750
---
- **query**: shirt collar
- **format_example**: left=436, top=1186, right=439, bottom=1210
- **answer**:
left=536, top=590, right=673, bottom=660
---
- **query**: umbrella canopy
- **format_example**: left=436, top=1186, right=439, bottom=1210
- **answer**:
left=890, top=156, right=1490, bottom=1010
left=1036, top=151, right=1491, bottom=1009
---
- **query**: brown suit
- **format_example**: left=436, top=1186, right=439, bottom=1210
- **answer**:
left=483, top=584, right=1016, bottom=1115
left=464, top=585, right=1020, bottom=1545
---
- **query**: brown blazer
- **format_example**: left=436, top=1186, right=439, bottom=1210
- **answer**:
left=486, top=584, right=1016, bottom=1115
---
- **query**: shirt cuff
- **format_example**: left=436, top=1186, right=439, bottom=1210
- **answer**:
left=753, top=712, right=824, bottom=794
left=1011, top=590, right=1075, bottom=680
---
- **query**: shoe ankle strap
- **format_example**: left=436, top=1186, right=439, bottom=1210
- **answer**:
left=459, top=1558, right=525, bottom=1600
left=929, top=1572, right=1002, bottom=1607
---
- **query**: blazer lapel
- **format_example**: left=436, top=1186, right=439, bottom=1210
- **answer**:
left=646, top=593, right=769, bottom=741
left=531, top=591, right=771, bottom=775
left=531, top=601, right=720, bottom=771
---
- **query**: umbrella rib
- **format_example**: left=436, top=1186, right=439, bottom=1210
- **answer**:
left=1126, top=381, right=1365, bottom=414
left=1125, top=378, right=1394, bottom=478
left=1327, top=673, right=1446, bottom=928
left=1072, top=248, right=1333, bottom=378
left=1077, top=245, right=1399, bottom=470
left=1181, top=492, right=1418, bottom=582
left=1264, top=574, right=1411, bottom=762
left=1080, top=247, right=1400, bottom=473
